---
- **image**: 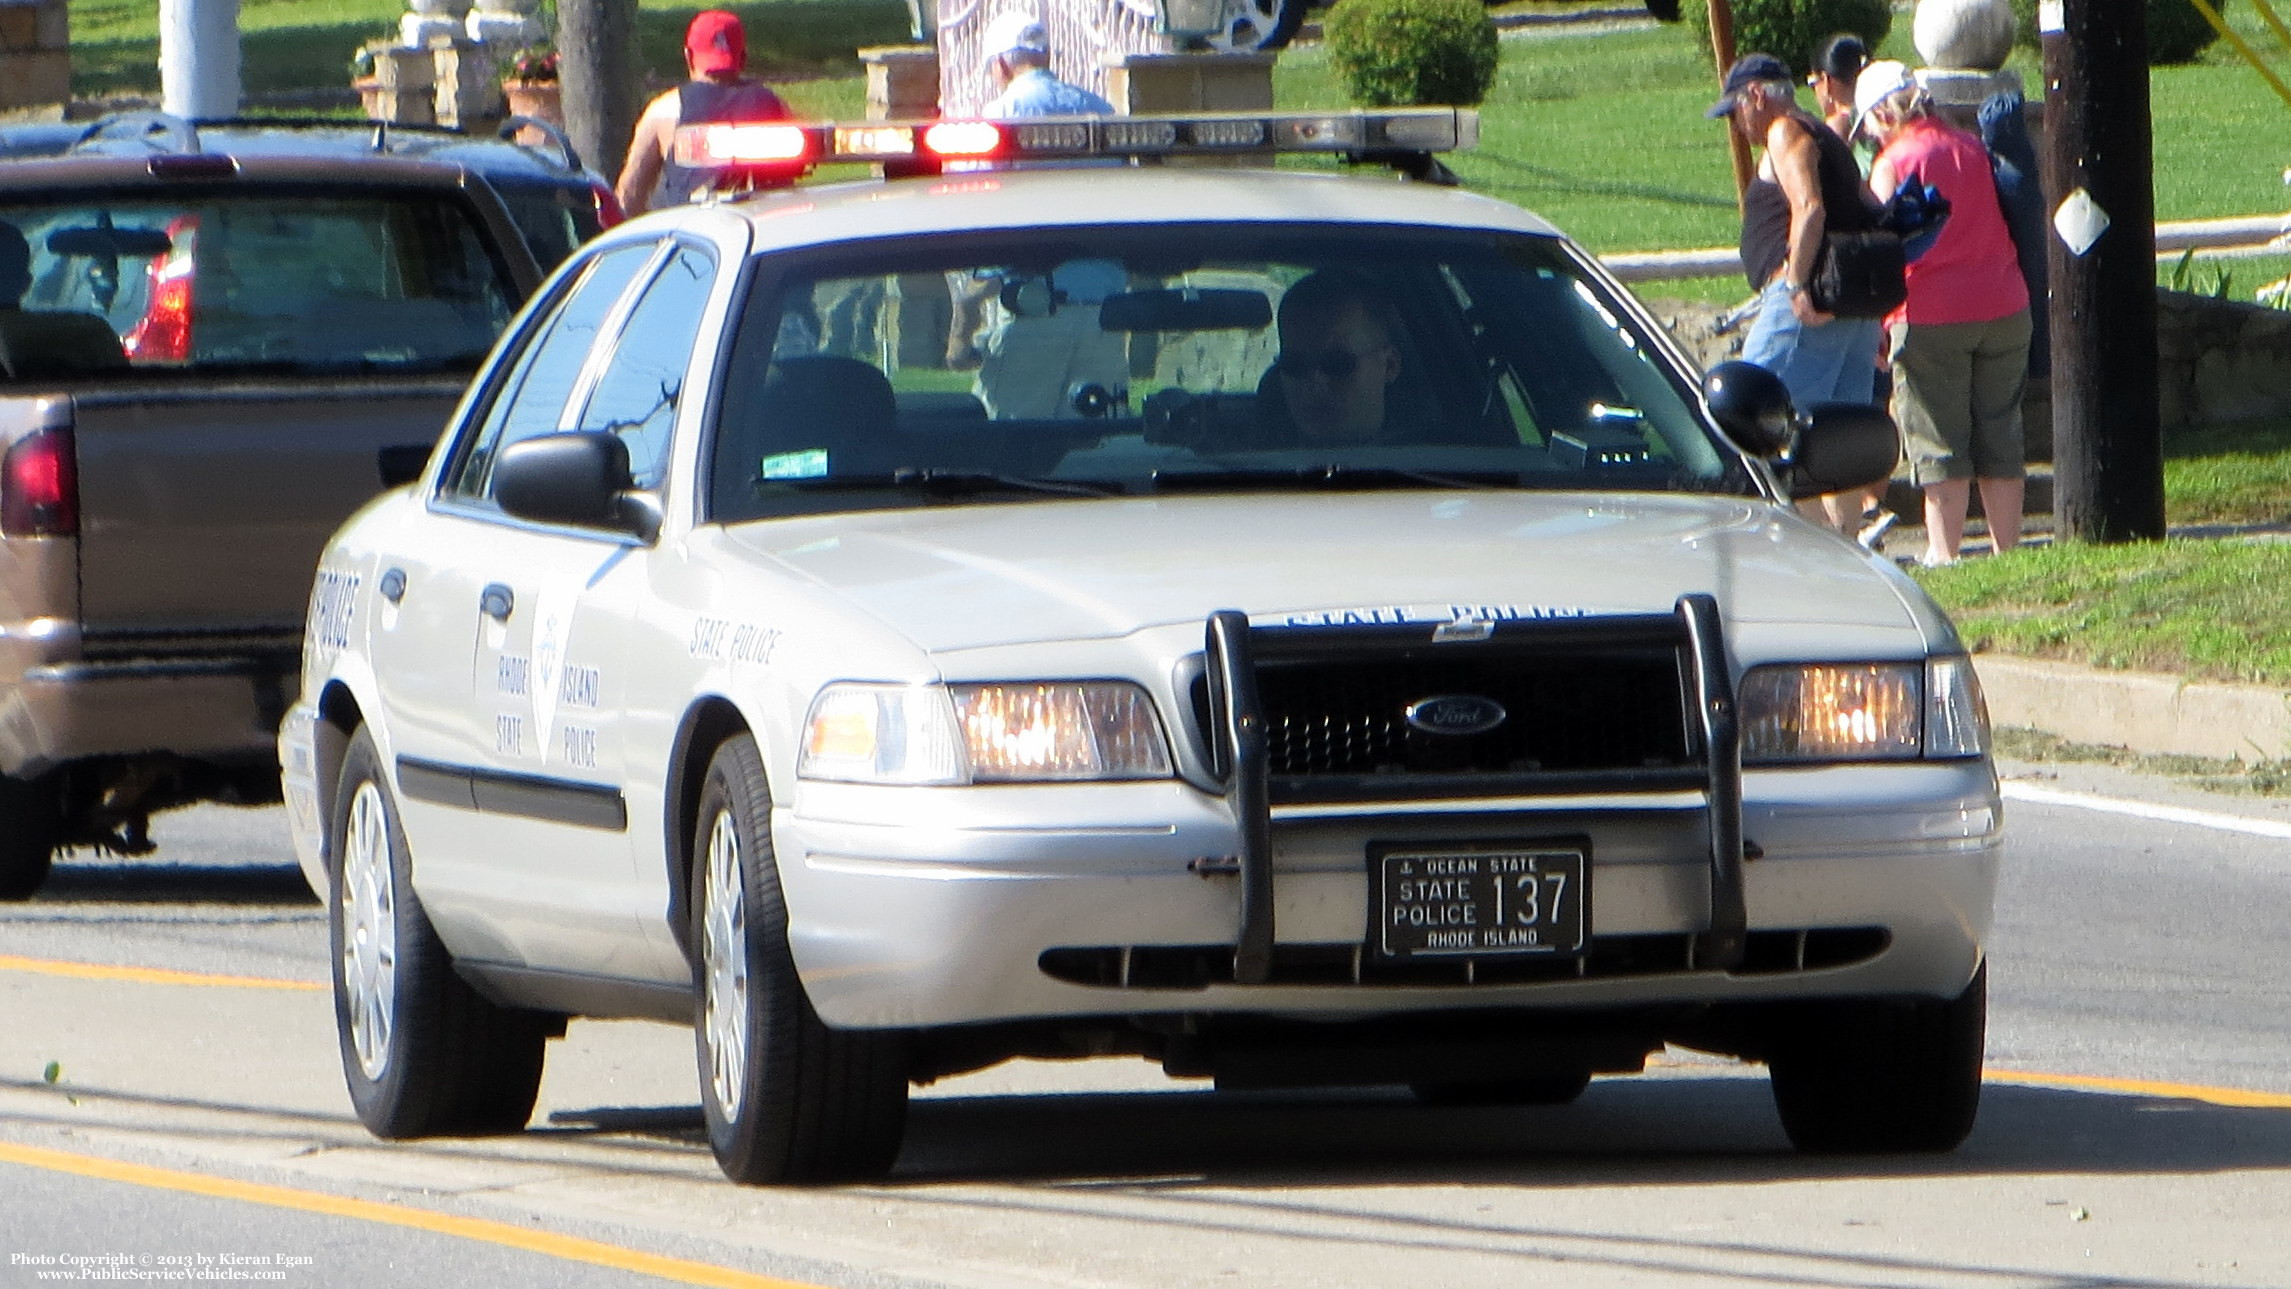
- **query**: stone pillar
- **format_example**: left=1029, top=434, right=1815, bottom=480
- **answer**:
left=430, top=35, right=503, bottom=131
left=861, top=44, right=941, bottom=120
left=362, top=45, right=438, bottom=125
left=1103, top=53, right=1274, bottom=166
left=0, top=0, right=71, bottom=118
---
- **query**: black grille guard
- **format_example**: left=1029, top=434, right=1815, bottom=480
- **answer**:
left=1200, top=594, right=1747, bottom=985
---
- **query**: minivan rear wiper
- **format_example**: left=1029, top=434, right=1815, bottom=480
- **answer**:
left=768, top=469, right=1125, bottom=498
left=1150, top=464, right=1518, bottom=492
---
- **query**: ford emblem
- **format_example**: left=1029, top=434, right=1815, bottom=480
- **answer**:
left=1404, top=694, right=1508, bottom=736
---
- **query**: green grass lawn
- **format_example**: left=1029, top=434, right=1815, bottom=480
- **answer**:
left=1912, top=413, right=2291, bottom=687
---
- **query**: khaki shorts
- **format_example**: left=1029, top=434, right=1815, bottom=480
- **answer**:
left=1889, top=309, right=2033, bottom=486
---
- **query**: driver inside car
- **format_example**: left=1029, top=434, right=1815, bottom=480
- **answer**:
left=1270, top=268, right=1405, bottom=445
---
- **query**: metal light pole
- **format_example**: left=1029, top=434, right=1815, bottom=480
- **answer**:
left=2041, top=0, right=2165, bottom=542
left=159, top=0, right=241, bottom=120
left=559, top=0, right=641, bottom=184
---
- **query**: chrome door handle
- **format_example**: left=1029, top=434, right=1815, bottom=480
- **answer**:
left=479, top=583, right=514, bottom=621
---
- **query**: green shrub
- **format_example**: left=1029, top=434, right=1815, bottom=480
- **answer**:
left=1684, top=0, right=1891, bottom=78
left=2008, top=0, right=2230, bottom=64
left=1323, top=0, right=1500, bottom=107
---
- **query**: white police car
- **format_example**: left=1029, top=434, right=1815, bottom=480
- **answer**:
left=280, top=109, right=2000, bottom=1184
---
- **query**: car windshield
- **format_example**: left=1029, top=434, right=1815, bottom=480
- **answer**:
left=0, top=189, right=517, bottom=380
left=707, top=224, right=1747, bottom=521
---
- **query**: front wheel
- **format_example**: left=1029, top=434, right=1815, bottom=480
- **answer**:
left=0, top=772, right=58, bottom=900
left=693, top=734, right=909, bottom=1184
left=330, top=728, right=549, bottom=1137
left=1766, top=963, right=1986, bottom=1153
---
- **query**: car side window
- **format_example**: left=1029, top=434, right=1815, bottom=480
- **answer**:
left=441, top=242, right=655, bottom=503
left=572, top=243, right=717, bottom=490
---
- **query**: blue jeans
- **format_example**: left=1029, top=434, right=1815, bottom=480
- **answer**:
left=1740, top=278, right=1883, bottom=408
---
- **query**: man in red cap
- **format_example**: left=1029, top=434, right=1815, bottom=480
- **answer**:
left=614, top=10, right=792, bottom=215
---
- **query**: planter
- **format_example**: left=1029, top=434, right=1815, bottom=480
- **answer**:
left=501, top=78, right=562, bottom=146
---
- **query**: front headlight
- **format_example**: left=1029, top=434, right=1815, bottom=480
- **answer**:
left=952, top=681, right=1172, bottom=781
left=798, top=683, right=966, bottom=784
left=798, top=681, right=1173, bottom=784
left=1739, top=658, right=1989, bottom=763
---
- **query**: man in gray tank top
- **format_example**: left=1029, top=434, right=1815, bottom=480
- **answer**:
left=615, top=10, right=793, bottom=216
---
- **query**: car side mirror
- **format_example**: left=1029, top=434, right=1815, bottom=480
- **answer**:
left=493, top=431, right=656, bottom=541
left=1786, top=402, right=1900, bottom=501
left=1703, top=360, right=1795, bottom=457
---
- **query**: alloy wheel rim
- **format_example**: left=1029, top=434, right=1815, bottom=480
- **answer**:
left=342, top=781, right=397, bottom=1081
left=701, top=809, right=749, bottom=1122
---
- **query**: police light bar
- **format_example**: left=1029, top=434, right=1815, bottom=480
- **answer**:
left=670, top=108, right=1477, bottom=174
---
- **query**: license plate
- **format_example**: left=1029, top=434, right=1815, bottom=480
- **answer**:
left=1371, top=840, right=1588, bottom=961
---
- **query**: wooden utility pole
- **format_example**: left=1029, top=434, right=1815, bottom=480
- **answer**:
left=2041, top=0, right=2165, bottom=542
left=1705, top=0, right=1752, bottom=202
left=559, top=0, right=641, bottom=185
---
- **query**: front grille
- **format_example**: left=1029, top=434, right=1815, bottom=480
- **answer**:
left=1189, top=620, right=1697, bottom=801
left=1039, top=927, right=1889, bottom=990
left=1257, top=652, right=1688, bottom=775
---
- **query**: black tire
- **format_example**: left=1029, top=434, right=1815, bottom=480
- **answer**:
left=0, top=772, right=58, bottom=901
left=1201, top=0, right=1307, bottom=52
left=1767, top=963, right=1987, bottom=1154
left=329, top=728, right=549, bottom=1138
left=1411, top=1070, right=1593, bottom=1108
left=692, top=734, right=908, bottom=1184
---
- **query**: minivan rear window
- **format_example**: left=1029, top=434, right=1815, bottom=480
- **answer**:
left=0, top=189, right=518, bottom=381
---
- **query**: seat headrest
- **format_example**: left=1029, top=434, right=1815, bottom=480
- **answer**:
left=757, top=355, right=897, bottom=447
left=0, top=309, right=128, bottom=381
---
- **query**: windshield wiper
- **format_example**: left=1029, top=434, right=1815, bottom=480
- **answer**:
left=1150, top=464, right=1519, bottom=492
left=768, top=469, right=1124, bottom=498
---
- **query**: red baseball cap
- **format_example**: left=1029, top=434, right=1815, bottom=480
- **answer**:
left=686, top=10, right=746, bottom=76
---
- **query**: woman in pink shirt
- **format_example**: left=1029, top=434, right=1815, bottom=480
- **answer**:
left=1856, top=61, right=2032, bottom=566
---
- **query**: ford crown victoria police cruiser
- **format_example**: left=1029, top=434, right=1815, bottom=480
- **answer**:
left=280, top=110, right=2000, bottom=1184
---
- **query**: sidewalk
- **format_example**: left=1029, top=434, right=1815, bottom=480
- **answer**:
left=1856, top=470, right=2291, bottom=766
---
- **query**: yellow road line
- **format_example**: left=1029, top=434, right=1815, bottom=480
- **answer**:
left=1984, top=1067, right=2291, bottom=1109
left=0, top=1139, right=823, bottom=1289
left=0, top=954, right=325, bottom=992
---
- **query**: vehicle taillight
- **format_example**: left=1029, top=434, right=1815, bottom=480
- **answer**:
left=124, top=214, right=198, bottom=363
left=589, top=179, right=624, bottom=229
left=2, top=426, right=79, bottom=538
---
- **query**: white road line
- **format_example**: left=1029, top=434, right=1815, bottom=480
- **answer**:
left=2003, top=781, right=2291, bottom=840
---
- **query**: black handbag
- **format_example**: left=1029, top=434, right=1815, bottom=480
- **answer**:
left=1810, top=230, right=1907, bottom=317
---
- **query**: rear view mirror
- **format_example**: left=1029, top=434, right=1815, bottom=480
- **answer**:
left=47, top=224, right=173, bottom=259
left=1098, top=288, right=1272, bottom=333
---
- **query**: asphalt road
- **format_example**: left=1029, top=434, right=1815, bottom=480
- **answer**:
left=3, top=759, right=2289, bottom=1289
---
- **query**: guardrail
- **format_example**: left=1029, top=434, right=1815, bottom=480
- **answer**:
left=1598, top=212, right=2291, bottom=283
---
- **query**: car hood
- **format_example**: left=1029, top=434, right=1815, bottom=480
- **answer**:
left=721, top=492, right=1924, bottom=654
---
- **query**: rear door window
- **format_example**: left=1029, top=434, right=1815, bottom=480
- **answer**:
left=0, top=190, right=519, bottom=381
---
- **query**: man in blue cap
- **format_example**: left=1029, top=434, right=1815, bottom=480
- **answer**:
left=1707, top=51, right=1887, bottom=540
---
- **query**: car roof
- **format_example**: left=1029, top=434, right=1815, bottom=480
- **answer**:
left=656, top=166, right=1566, bottom=255
left=2, top=114, right=600, bottom=186
left=0, top=150, right=500, bottom=195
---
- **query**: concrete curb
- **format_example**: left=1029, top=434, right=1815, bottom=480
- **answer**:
left=1977, top=655, right=2291, bottom=763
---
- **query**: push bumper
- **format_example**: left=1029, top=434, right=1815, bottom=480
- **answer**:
left=775, top=760, right=2001, bottom=1030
